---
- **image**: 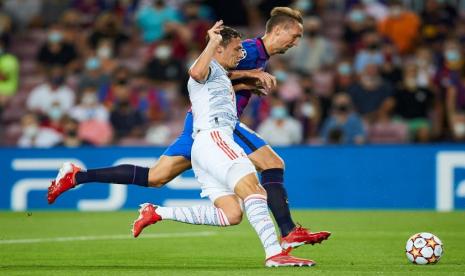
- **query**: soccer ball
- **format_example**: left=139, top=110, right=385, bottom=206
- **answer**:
left=405, top=232, right=443, bottom=265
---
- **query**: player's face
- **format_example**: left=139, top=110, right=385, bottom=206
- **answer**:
left=222, top=37, right=244, bottom=69
left=274, top=22, right=303, bottom=54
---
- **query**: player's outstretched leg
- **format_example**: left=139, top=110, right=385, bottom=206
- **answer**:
left=47, top=156, right=190, bottom=204
left=131, top=202, right=232, bottom=237
left=249, top=146, right=331, bottom=250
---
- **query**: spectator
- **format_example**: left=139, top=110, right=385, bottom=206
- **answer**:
left=55, top=117, right=92, bottom=147
left=320, top=92, right=366, bottom=144
left=70, top=86, right=109, bottom=122
left=136, top=0, right=180, bottom=43
left=378, top=0, right=420, bottom=54
left=145, top=36, right=184, bottom=83
left=354, top=31, right=384, bottom=73
left=0, top=10, right=13, bottom=48
left=257, top=97, right=302, bottom=146
left=334, top=60, right=355, bottom=92
left=394, top=63, right=435, bottom=142
left=71, top=0, right=107, bottom=27
left=37, top=25, right=78, bottom=72
left=88, top=12, right=129, bottom=56
left=289, top=16, right=335, bottom=74
left=99, top=66, right=133, bottom=109
left=420, top=0, right=457, bottom=44
left=347, top=63, right=394, bottom=122
left=109, top=84, right=145, bottom=140
left=17, top=112, right=62, bottom=148
left=78, top=57, right=110, bottom=93
left=3, top=0, right=42, bottom=29
left=343, top=3, right=369, bottom=52
left=0, top=40, right=19, bottom=113
left=26, top=66, right=75, bottom=115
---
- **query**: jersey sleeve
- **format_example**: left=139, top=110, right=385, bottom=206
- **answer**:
left=236, top=40, right=258, bottom=70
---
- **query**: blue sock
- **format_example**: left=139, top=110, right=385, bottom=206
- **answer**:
left=261, top=168, right=296, bottom=237
left=75, top=165, right=149, bottom=187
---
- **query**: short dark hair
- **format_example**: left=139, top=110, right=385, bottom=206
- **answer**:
left=206, top=25, right=242, bottom=47
left=265, top=7, right=303, bottom=33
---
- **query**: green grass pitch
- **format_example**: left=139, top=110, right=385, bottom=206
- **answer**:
left=1, top=210, right=464, bottom=275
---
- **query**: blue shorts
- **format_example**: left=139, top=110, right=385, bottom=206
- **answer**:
left=163, top=112, right=267, bottom=160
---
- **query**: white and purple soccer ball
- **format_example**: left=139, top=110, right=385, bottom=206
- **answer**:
left=405, top=232, right=443, bottom=265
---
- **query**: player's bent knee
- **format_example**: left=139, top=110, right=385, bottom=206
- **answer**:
left=148, top=166, right=175, bottom=188
left=224, top=209, right=243, bottom=225
left=264, top=155, right=285, bottom=170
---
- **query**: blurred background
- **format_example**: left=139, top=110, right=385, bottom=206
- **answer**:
left=3, top=0, right=465, bottom=147
left=1, top=0, right=465, bottom=212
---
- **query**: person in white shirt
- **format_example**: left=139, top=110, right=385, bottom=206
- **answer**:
left=17, top=112, right=62, bottom=148
left=131, top=21, right=314, bottom=267
left=258, top=98, right=302, bottom=146
left=26, top=66, right=75, bottom=115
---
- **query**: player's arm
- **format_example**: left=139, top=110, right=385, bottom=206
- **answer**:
left=188, top=20, right=223, bottom=83
left=229, top=69, right=277, bottom=91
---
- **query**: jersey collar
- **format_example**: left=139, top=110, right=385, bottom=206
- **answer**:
left=257, top=37, right=270, bottom=60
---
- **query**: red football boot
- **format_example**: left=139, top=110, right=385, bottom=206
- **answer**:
left=265, top=250, right=316, bottom=267
left=48, top=162, right=81, bottom=204
left=281, top=226, right=331, bottom=250
left=132, top=203, right=162, bottom=238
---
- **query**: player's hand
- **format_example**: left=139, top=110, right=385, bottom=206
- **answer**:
left=247, top=69, right=277, bottom=91
left=207, top=20, right=224, bottom=45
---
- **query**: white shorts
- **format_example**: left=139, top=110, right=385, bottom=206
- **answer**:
left=191, top=127, right=257, bottom=202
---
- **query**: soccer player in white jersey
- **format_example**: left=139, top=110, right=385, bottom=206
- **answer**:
left=131, top=21, right=315, bottom=267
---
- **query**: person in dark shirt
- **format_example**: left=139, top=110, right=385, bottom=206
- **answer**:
left=347, top=63, right=395, bottom=122
left=394, top=63, right=434, bottom=142
left=37, top=25, right=78, bottom=72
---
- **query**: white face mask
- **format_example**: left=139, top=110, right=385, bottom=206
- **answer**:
left=454, top=122, right=465, bottom=138
left=23, top=125, right=39, bottom=137
left=81, top=93, right=98, bottom=105
left=97, top=47, right=112, bottom=59
left=154, top=46, right=172, bottom=60
left=48, top=106, right=63, bottom=121
left=301, top=103, right=315, bottom=118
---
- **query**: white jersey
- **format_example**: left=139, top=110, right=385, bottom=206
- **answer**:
left=188, top=59, right=237, bottom=135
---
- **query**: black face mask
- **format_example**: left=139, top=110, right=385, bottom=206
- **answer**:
left=368, top=43, right=379, bottom=51
left=306, top=30, right=318, bottom=38
left=117, top=79, right=128, bottom=85
left=66, top=129, right=78, bottom=137
left=335, top=104, right=350, bottom=113
left=51, top=76, right=65, bottom=86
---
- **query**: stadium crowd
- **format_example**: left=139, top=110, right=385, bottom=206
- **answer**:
left=1, top=0, right=465, bottom=147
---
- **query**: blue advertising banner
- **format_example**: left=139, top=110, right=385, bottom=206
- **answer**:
left=1, top=145, right=464, bottom=211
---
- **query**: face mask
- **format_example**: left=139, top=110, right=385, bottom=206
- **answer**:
left=271, top=106, right=288, bottom=119
left=274, top=70, right=288, bottom=82
left=445, top=50, right=460, bottom=62
left=368, top=43, right=379, bottom=51
left=51, top=76, right=65, bottom=86
left=454, top=122, right=465, bottom=138
left=301, top=103, right=315, bottom=118
left=48, top=31, right=63, bottom=43
left=338, top=63, right=352, bottom=75
left=66, top=129, right=78, bottom=137
left=335, top=104, right=350, bottom=113
left=85, top=57, right=100, bottom=70
left=349, top=10, right=365, bottom=23
left=48, top=107, right=63, bottom=120
left=23, top=125, right=38, bottom=137
left=155, top=45, right=172, bottom=60
left=295, top=0, right=312, bottom=11
left=82, top=93, right=98, bottom=105
left=306, top=30, right=318, bottom=38
left=97, top=47, right=112, bottom=59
